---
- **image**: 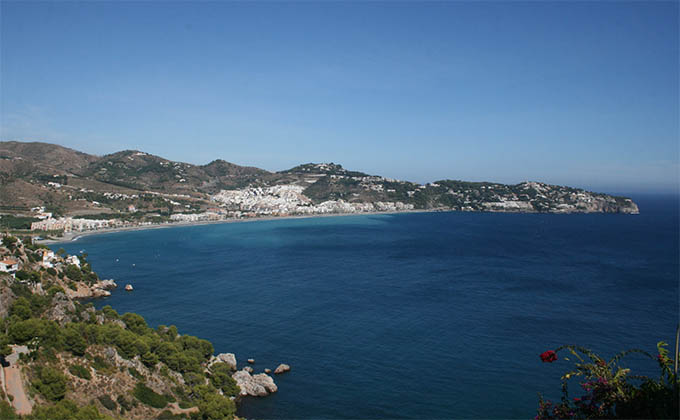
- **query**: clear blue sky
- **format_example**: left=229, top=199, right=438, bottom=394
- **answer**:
left=1, top=1, right=678, bottom=194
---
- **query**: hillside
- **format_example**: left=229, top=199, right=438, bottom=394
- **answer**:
left=0, top=141, right=639, bottom=223
left=0, top=234, right=282, bottom=419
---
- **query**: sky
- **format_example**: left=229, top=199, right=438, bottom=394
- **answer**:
left=1, top=1, right=678, bottom=194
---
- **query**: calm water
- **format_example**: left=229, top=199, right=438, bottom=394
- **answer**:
left=56, top=195, right=679, bottom=419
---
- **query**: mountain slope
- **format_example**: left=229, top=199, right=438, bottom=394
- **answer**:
left=0, top=141, right=640, bottom=217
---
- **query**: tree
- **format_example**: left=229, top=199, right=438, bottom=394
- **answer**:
left=62, top=326, right=87, bottom=356
left=33, top=366, right=67, bottom=401
left=2, top=236, right=18, bottom=250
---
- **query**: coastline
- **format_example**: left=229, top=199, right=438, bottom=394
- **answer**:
left=37, top=209, right=443, bottom=244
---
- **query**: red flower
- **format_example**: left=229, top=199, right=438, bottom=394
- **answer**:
left=540, top=350, right=558, bottom=363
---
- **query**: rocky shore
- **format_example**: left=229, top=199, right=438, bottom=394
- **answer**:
left=0, top=233, right=290, bottom=418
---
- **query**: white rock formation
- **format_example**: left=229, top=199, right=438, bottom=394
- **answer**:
left=232, top=370, right=277, bottom=397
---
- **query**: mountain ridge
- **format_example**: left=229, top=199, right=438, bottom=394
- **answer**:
left=0, top=141, right=640, bottom=219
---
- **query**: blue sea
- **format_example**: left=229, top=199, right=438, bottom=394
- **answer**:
left=56, top=195, right=679, bottom=419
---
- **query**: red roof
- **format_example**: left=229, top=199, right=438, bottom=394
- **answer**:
left=0, top=258, right=18, bottom=265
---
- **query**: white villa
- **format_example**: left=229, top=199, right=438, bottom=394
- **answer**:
left=65, top=255, right=81, bottom=267
left=0, top=258, right=19, bottom=274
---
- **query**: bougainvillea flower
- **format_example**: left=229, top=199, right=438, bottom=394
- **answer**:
left=540, top=350, right=558, bottom=363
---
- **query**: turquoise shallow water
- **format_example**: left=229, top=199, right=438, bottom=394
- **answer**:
left=57, top=195, right=679, bottom=419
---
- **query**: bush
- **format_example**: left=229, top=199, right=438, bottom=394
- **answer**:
left=63, top=326, right=87, bottom=356
left=133, top=383, right=169, bottom=409
left=92, top=355, right=113, bottom=374
left=128, top=367, right=144, bottom=380
left=122, top=312, right=148, bottom=335
left=0, top=401, right=18, bottom=420
left=46, top=285, right=65, bottom=297
left=196, top=390, right=236, bottom=420
left=116, top=395, right=133, bottom=411
left=64, top=265, right=83, bottom=282
left=536, top=341, right=679, bottom=419
left=209, top=363, right=240, bottom=397
left=97, top=394, right=117, bottom=411
left=155, top=410, right=186, bottom=420
left=15, top=270, right=30, bottom=281
left=9, top=297, right=32, bottom=320
left=33, top=366, right=68, bottom=401
left=28, top=399, right=107, bottom=420
left=68, top=364, right=91, bottom=380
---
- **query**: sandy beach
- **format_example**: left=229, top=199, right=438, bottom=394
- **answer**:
left=37, top=209, right=443, bottom=244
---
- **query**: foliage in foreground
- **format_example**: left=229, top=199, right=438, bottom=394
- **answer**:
left=536, top=341, right=679, bottom=419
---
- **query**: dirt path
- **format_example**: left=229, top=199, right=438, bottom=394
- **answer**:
left=4, top=366, right=32, bottom=415
left=3, top=346, right=32, bottom=415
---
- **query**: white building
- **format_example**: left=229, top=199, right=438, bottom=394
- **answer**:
left=65, top=255, right=81, bottom=267
left=37, top=249, right=56, bottom=268
left=0, top=258, right=19, bottom=274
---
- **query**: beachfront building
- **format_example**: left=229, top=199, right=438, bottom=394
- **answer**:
left=31, top=217, right=118, bottom=232
left=0, top=258, right=19, bottom=275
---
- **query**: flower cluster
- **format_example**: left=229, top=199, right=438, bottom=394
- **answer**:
left=540, top=350, right=557, bottom=363
left=535, top=342, right=678, bottom=419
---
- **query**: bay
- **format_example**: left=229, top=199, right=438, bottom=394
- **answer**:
left=56, top=195, right=679, bottom=419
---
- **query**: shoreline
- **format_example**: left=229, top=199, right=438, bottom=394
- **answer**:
left=37, top=209, right=443, bottom=244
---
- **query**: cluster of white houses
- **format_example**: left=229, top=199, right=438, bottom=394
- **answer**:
left=0, top=239, right=81, bottom=279
left=30, top=217, right=126, bottom=232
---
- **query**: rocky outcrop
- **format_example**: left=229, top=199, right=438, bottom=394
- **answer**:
left=232, top=370, right=277, bottom=397
left=208, top=353, right=237, bottom=371
left=243, top=366, right=253, bottom=374
left=274, top=364, right=290, bottom=374
left=252, top=373, right=277, bottom=393
left=0, top=278, right=16, bottom=319
left=46, top=292, right=76, bottom=325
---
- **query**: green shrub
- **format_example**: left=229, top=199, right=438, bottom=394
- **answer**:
left=46, top=267, right=57, bottom=276
left=133, top=383, right=169, bottom=409
left=29, top=399, right=107, bottom=420
left=128, top=367, right=144, bottom=380
left=15, top=270, right=30, bottom=281
left=97, top=394, right=117, bottom=411
left=64, top=265, right=83, bottom=282
left=195, top=390, right=236, bottom=420
left=155, top=409, right=186, bottom=420
left=142, top=351, right=159, bottom=367
left=46, top=285, right=65, bottom=297
left=68, top=364, right=91, bottom=380
left=9, top=297, right=32, bottom=320
left=122, top=313, right=148, bottom=335
left=178, top=400, right=193, bottom=409
left=92, top=355, right=113, bottom=373
left=209, top=363, right=240, bottom=397
left=101, top=305, right=119, bottom=319
left=33, top=366, right=67, bottom=401
left=63, top=326, right=87, bottom=356
left=0, top=401, right=18, bottom=420
left=116, top=395, right=133, bottom=411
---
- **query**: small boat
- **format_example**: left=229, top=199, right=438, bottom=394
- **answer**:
left=124, top=284, right=133, bottom=291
